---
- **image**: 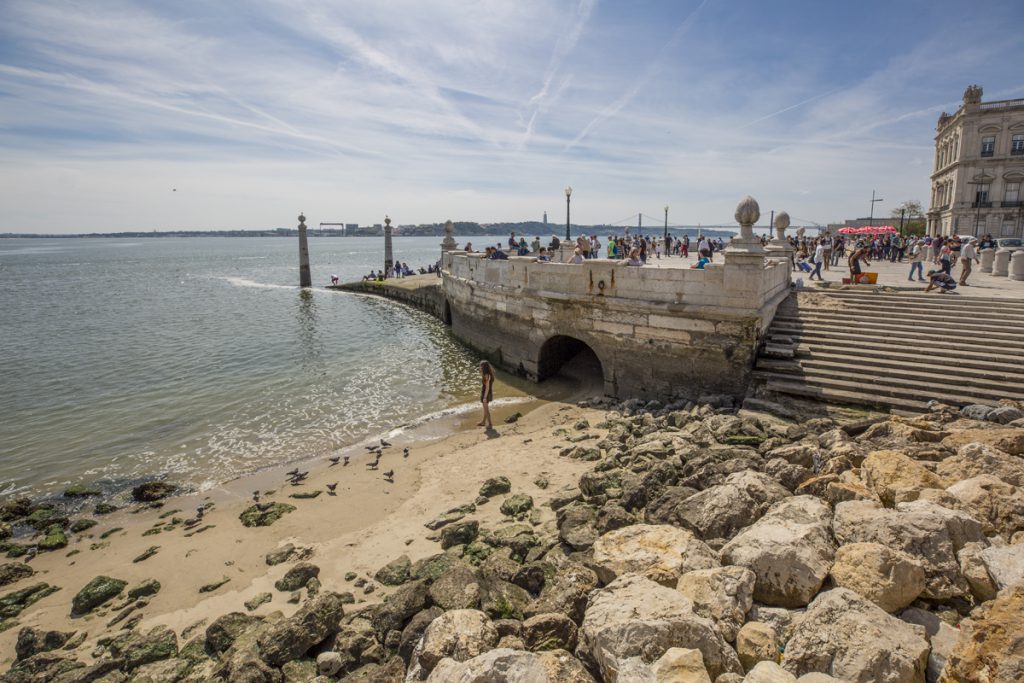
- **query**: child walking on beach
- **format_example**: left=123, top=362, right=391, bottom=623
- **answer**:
left=478, top=361, right=494, bottom=430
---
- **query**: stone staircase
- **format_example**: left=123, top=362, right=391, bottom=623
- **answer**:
left=752, top=289, right=1024, bottom=413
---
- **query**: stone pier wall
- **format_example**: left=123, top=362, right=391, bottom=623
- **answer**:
left=332, top=278, right=447, bottom=320
left=440, top=253, right=791, bottom=402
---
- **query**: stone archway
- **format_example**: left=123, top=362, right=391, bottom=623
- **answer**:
left=537, top=335, right=604, bottom=383
left=442, top=299, right=452, bottom=326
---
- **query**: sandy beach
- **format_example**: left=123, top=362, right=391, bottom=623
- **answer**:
left=0, top=392, right=604, bottom=668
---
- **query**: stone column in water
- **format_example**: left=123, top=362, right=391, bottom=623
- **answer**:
left=441, top=219, right=457, bottom=253
left=384, top=216, right=394, bottom=276
left=298, top=212, right=312, bottom=288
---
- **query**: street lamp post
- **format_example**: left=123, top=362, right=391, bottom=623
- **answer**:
left=664, top=206, right=669, bottom=241
left=868, top=190, right=884, bottom=227
left=565, top=186, right=572, bottom=241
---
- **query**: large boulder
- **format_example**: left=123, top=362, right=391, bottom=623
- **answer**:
left=372, top=580, right=430, bottom=636
left=374, top=555, right=411, bottom=586
left=107, top=626, right=178, bottom=670
left=576, top=573, right=742, bottom=681
left=257, top=591, right=345, bottom=667
left=522, top=613, right=578, bottom=652
left=71, top=575, right=126, bottom=615
left=936, top=442, right=1024, bottom=487
left=939, top=583, right=1024, bottom=682
left=977, top=544, right=1024, bottom=591
left=833, top=499, right=986, bottom=601
left=783, top=588, right=928, bottom=682
left=860, top=450, right=945, bottom=507
left=899, top=607, right=962, bottom=683
left=14, top=627, right=76, bottom=661
left=946, top=475, right=1024, bottom=539
left=720, top=496, right=835, bottom=608
left=675, top=566, right=755, bottom=643
left=659, top=471, right=790, bottom=541
left=425, top=648, right=595, bottom=682
left=735, top=621, right=779, bottom=672
left=428, top=564, right=482, bottom=611
left=828, top=543, right=926, bottom=613
left=131, top=481, right=177, bottom=502
left=746, top=661, right=798, bottom=682
left=557, top=504, right=599, bottom=550
left=941, top=428, right=1024, bottom=456
left=204, top=612, right=260, bottom=655
left=590, top=524, right=718, bottom=587
left=416, top=609, right=499, bottom=672
left=525, top=562, right=598, bottom=624
left=274, top=562, right=320, bottom=592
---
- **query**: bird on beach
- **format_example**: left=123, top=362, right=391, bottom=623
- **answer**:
left=327, top=456, right=341, bottom=466
left=380, top=439, right=392, bottom=448
left=343, top=456, right=350, bottom=466
left=326, top=483, right=338, bottom=495
left=383, top=470, right=394, bottom=482
left=403, top=448, right=409, bottom=459
left=24, top=547, right=38, bottom=563
left=252, top=490, right=261, bottom=503
left=365, top=444, right=381, bottom=453
left=196, top=506, right=205, bottom=519
left=287, top=471, right=308, bottom=482
left=286, top=468, right=300, bottom=477
left=366, top=458, right=380, bottom=471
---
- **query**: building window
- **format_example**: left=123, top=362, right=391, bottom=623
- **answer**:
left=981, top=136, right=995, bottom=157
left=975, top=183, right=990, bottom=206
left=1003, top=219, right=1017, bottom=236
left=1006, top=182, right=1021, bottom=206
left=1013, top=134, right=1024, bottom=156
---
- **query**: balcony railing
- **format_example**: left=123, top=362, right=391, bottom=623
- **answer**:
left=980, top=98, right=1024, bottom=110
left=980, top=150, right=994, bottom=157
left=972, top=201, right=993, bottom=208
left=1012, top=148, right=1024, bottom=156
left=1003, top=200, right=1022, bottom=208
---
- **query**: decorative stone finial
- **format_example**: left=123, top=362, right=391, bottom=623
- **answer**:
left=963, top=84, right=982, bottom=105
left=298, top=213, right=306, bottom=225
left=734, top=196, right=760, bottom=227
left=774, top=211, right=790, bottom=231
left=384, top=215, right=391, bottom=227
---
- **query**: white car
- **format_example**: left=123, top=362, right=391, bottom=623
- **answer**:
left=996, top=238, right=1023, bottom=251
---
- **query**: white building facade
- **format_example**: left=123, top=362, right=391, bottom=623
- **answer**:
left=927, top=85, right=1024, bottom=238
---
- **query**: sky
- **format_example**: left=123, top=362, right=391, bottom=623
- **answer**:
left=1, top=0, right=1023, bottom=233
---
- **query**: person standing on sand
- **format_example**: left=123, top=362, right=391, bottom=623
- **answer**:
left=478, top=361, right=494, bottom=429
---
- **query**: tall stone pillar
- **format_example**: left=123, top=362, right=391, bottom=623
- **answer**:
left=383, top=216, right=394, bottom=276
left=297, top=212, right=312, bottom=288
left=441, top=219, right=457, bottom=253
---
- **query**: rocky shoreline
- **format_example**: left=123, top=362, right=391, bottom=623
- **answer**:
left=1, top=395, right=1023, bottom=682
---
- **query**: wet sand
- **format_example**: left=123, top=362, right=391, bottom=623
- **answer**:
left=0, top=366, right=606, bottom=667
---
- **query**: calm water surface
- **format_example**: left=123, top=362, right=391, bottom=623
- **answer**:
left=0, top=236, right=502, bottom=498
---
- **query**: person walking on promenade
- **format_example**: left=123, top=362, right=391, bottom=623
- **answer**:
left=959, top=238, right=980, bottom=286
left=822, top=236, right=832, bottom=271
left=939, top=243, right=953, bottom=275
left=809, top=239, right=825, bottom=280
left=908, top=240, right=926, bottom=281
left=477, top=361, right=494, bottom=429
left=848, top=247, right=870, bottom=284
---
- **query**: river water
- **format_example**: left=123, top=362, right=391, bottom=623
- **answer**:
left=0, top=235, right=517, bottom=499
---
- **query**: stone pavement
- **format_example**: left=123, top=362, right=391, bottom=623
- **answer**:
left=617, top=252, right=1024, bottom=301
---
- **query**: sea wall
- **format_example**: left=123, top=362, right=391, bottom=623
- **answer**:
left=331, top=278, right=447, bottom=320
left=440, top=252, right=791, bottom=401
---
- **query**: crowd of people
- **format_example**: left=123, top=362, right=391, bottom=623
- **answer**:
left=357, top=261, right=439, bottom=283
left=464, top=232, right=727, bottom=270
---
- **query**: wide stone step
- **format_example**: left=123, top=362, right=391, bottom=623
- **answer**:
left=769, top=322, right=1024, bottom=353
left=774, top=312, right=1024, bottom=341
left=793, top=341, right=1024, bottom=375
left=810, top=301, right=1024, bottom=325
left=762, top=378, right=932, bottom=412
left=752, top=367, right=1009, bottom=405
left=771, top=324, right=1024, bottom=355
left=762, top=356, right=1024, bottom=396
left=771, top=317, right=1024, bottom=346
left=816, top=290, right=1024, bottom=311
